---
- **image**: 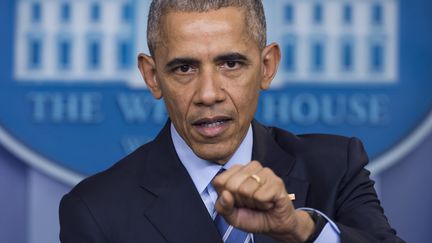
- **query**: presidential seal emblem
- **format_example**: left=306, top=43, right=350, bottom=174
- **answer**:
left=0, top=0, right=431, bottom=185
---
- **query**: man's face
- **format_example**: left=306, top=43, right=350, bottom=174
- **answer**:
left=139, top=7, right=280, bottom=164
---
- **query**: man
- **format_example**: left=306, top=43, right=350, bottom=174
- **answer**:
left=59, top=1, right=404, bottom=242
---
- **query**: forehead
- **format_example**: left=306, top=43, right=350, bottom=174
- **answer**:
left=155, top=7, right=258, bottom=58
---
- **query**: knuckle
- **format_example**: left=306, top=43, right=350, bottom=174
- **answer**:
left=261, top=167, right=274, bottom=176
left=252, top=191, right=263, bottom=202
left=238, top=184, right=251, bottom=197
left=231, top=164, right=242, bottom=170
left=224, top=180, right=238, bottom=192
left=254, top=188, right=272, bottom=202
left=275, top=177, right=285, bottom=188
left=212, top=176, right=221, bottom=184
left=250, top=160, right=262, bottom=169
left=212, top=177, right=223, bottom=187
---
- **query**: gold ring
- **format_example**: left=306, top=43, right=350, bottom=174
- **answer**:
left=250, top=174, right=262, bottom=185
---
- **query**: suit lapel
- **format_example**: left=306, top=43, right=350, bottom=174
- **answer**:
left=251, top=120, right=310, bottom=209
left=137, top=121, right=310, bottom=243
left=138, top=122, right=222, bottom=243
left=251, top=121, right=310, bottom=243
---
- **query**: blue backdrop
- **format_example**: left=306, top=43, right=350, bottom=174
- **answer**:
left=0, top=0, right=431, bottom=242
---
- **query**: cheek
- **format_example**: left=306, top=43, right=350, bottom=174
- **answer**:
left=230, top=85, right=260, bottom=118
left=223, top=70, right=260, bottom=93
left=163, top=89, right=189, bottom=121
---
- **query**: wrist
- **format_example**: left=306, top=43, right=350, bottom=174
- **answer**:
left=294, top=210, right=316, bottom=242
left=303, top=210, right=328, bottom=243
left=274, top=210, right=315, bottom=243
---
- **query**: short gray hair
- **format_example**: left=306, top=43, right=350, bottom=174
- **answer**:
left=147, top=0, right=267, bottom=56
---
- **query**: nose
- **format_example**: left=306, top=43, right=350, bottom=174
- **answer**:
left=194, top=68, right=226, bottom=106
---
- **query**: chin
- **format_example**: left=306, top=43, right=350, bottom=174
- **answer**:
left=195, top=149, right=231, bottom=165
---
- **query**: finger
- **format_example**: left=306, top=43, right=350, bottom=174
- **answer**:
left=252, top=183, right=279, bottom=210
left=212, top=164, right=243, bottom=194
left=253, top=171, right=290, bottom=210
left=237, top=167, right=267, bottom=209
left=224, top=161, right=263, bottom=207
left=224, top=161, right=263, bottom=192
left=238, top=166, right=284, bottom=210
left=215, top=190, right=235, bottom=216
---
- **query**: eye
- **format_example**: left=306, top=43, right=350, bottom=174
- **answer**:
left=221, top=61, right=242, bottom=70
left=226, top=61, right=237, bottom=68
left=180, top=65, right=191, bottom=72
left=174, top=64, right=196, bottom=74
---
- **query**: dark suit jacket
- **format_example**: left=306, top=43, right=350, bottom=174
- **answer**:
left=59, top=121, right=404, bottom=243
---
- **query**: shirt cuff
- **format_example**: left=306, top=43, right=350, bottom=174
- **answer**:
left=297, top=207, right=340, bottom=243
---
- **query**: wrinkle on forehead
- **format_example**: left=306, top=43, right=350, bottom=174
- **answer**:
left=156, top=7, right=255, bottom=58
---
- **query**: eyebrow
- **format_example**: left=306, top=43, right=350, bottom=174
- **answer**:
left=164, top=52, right=250, bottom=71
left=165, top=57, right=200, bottom=71
left=213, top=52, right=250, bottom=63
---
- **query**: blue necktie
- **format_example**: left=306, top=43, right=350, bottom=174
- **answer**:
left=214, top=212, right=252, bottom=243
left=210, top=168, right=252, bottom=242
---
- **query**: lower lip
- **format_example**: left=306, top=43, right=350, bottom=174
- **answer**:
left=193, top=120, right=230, bottom=138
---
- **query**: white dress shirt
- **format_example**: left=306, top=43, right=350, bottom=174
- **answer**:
left=170, top=123, right=340, bottom=243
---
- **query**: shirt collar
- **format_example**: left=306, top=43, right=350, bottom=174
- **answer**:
left=171, top=123, right=253, bottom=195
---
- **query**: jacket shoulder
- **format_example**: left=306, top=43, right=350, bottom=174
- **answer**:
left=67, top=139, right=154, bottom=200
left=265, top=125, right=369, bottom=173
left=268, top=125, right=355, bottom=154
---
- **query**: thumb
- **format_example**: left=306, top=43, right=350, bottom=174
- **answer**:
left=215, top=190, right=235, bottom=216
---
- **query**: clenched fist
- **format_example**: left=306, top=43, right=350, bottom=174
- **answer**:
left=212, top=161, right=315, bottom=243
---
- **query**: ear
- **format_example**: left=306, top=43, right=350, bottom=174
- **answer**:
left=138, top=53, right=162, bottom=99
left=260, top=43, right=281, bottom=90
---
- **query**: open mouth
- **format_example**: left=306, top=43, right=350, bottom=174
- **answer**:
left=192, top=117, right=232, bottom=128
left=191, top=116, right=232, bottom=137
